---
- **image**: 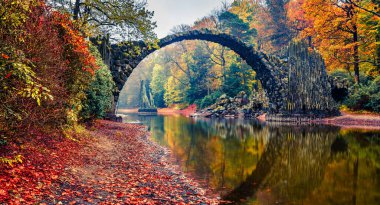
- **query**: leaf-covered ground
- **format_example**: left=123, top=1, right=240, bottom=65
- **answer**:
left=0, top=120, right=219, bottom=204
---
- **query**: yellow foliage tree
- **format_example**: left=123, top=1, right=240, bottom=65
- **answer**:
left=299, top=0, right=379, bottom=83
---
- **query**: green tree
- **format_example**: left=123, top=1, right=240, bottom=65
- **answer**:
left=49, top=0, right=156, bottom=40
left=218, top=11, right=257, bottom=43
left=150, top=64, right=168, bottom=108
left=264, top=0, right=292, bottom=48
left=81, top=44, right=115, bottom=120
left=222, top=63, right=251, bottom=97
left=164, top=76, right=186, bottom=106
left=185, top=45, right=213, bottom=104
left=345, top=76, right=380, bottom=112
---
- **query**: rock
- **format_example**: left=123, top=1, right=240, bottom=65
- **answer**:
left=105, top=114, right=122, bottom=122
left=236, top=91, right=246, bottom=98
left=216, top=106, right=225, bottom=112
left=218, top=98, right=231, bottom=106
left=219, top=94, right=227, bottom=99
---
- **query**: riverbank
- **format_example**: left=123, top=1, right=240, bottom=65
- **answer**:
left=258, top=112, right=380, bottom=130
left=118, top=105, right=197, bottom=117
left=0, top=120, right=218, bottom=204
left=318, top=111, right=380, bottom=130
left=119, top=107, right=380, bottom=130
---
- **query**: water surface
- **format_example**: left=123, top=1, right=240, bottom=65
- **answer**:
left=120, top=113, right=380, bottom=205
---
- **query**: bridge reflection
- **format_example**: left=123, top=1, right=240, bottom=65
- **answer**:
left=224, top=125, right=339, bottom=203
left=120, top=114, right=380, bottom=205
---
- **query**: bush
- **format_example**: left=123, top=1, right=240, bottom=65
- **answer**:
left=344, top=76, right=380, bottom=112
left=0, top=1, right=97, bottom=134
left=199, top=90, right=222, bottom=109
left=330, top=69, right=354, bottom=84
left=200, top=95, right=213, bottom=109
left=80, top=44, right=115, bottom=121
left=330, top=69, right=374, bottom=87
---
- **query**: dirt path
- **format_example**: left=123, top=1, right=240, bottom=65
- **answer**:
left=42, top=120, right=218, bottom=204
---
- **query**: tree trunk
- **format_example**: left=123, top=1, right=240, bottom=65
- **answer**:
left=308, top=36, right=313, bottom=48
left=73, top=0, right=81, bottom=20
left=257, top=40, right=262, bottom=51
left=353, top=24, right=360, bottom=84
left=221, top=48, right=226, bottom=82
left=376, top=28, right=380, bottom=72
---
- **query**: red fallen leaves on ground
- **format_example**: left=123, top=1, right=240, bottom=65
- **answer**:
left=0, top=120, right=219, bottom=204
left=0, top=131, right=82, bottom=204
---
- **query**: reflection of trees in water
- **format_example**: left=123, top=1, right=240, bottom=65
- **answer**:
left=262, top=126, right=339, bottom=202
left=224, top=125, right=340, bottom=203
left=151, top=116, right=272, bottom=191
left=193, top=118, right=268, bottom=140
left=136, top=115, right=380, bottom=205
left=225, top=127, right=380, bottom=205
left=305, top=130, right=380, bottom=205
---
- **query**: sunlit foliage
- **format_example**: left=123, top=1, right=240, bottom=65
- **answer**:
left=48, top=0, right=157, bottom=41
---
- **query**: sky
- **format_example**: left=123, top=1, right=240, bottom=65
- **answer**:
left=146, top=0, right=233, bottom=38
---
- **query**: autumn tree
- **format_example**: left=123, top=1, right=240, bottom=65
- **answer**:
left=301, top=0, right=379, bottom=84
left=164, top=76, right=186, bottom=106
left=0, top=0, right=99, bottom=132
left=286, top=0, right=311, bottom=37
left=353, top=0, right=380, bottom=73
left=0, top=0, right=54, bottom=130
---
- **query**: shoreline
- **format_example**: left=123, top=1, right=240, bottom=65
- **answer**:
left=118, top=108, right=380, bottom=130
left=317, top=111, right=380, bottom=130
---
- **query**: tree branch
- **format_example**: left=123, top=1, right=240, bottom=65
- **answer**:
left=347, top=0, right=380, bottom=17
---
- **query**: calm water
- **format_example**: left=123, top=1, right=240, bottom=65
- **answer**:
left=120, top=113, right=380, bottom=205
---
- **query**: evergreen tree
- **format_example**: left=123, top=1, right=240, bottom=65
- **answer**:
left=150, top=64, right=168, bottom=108
left=81, top=44, right=115, bottom=120
left=222, top=63, right=249, bottom=97
left=218, top=11, right=257, bottom=43
left=185, top=45, right=213, bottom=104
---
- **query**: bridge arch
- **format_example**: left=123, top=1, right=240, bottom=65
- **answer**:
left=110, top=29, right=284, bottom=113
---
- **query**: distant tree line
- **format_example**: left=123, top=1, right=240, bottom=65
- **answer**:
left=121, top=0, right=380, bottom=113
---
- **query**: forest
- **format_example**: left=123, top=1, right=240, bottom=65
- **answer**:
left=120, top=0, right=380, bottom=113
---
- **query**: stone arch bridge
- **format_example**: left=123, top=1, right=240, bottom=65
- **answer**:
left=97, top=29, right=338, bottom=120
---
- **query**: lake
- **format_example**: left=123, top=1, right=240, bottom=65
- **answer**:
left=120, top=113, right=380, bottom=205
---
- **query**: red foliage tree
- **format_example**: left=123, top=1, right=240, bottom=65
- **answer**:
left=0, top=0, right=98, bottom=133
